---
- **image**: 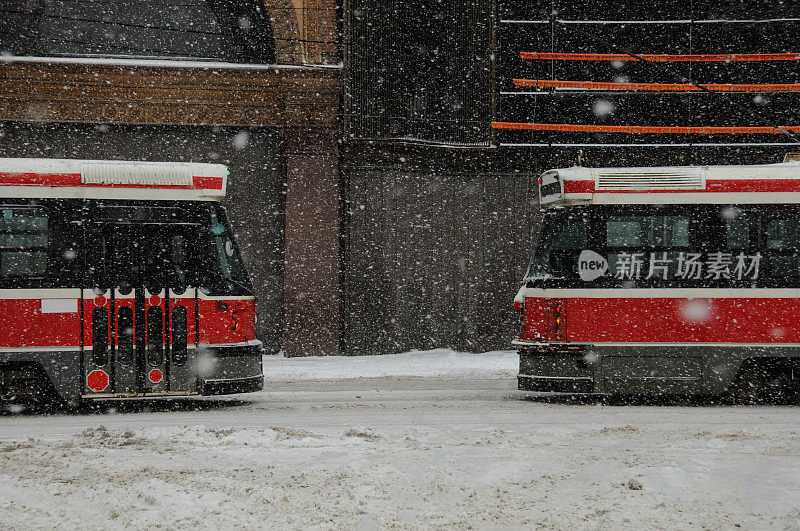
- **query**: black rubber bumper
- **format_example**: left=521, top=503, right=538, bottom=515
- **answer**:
left=200, top=341, right=264, bottom=395
left=518, top=375, right=595, bottom=393
left=202, top=374, right=264, bottom=395
left=518, top=344, right=596, bottom=393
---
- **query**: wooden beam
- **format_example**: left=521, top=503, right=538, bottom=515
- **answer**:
left=0, top=59, right=340, bottom=128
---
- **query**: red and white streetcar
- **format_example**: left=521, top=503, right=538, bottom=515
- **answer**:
left=0, top=158, right=263, bottom=406
left=515, top=157, right=800, bottom=397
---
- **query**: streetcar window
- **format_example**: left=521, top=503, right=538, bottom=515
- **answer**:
left=171, top=235, right=186, bottom=266
left=605, top=214, right=690, bottom=281
left=606, top=220, right=642, bottom=247
left=172, top=306, right=188, bottom=366
left=725, top=218, right=752, bottom=250
left=147, top=306, right=164, bottom=367
left=527, top=210, right=588, bottom=281
left=765, top=218, right=800, bottom=250
left=606, top=215, right=689, bottom=248
left=767, top=256, right=800, bottom=279
left=527, top=204, right=800, bottom=288
left=117, top=307, right=134, bottom=367
left=763, top=216, right=800, bottom=280
left=0, top=207, right=48, bottom=277
left=92, top=306, right=109, bottom=366
left=170, top=235, right=188, bottom=293
left=211, top=233, right=249, bottom=284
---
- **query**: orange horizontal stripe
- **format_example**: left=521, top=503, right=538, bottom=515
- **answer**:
left=514, top=79, right=800, bottom=92
left=520, top=52, right=800, bottom=62
left=491, top=122, right=800, bottom=135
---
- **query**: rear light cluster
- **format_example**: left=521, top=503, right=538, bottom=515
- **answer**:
left=548, top=300, right=566, bottom=341
left=520, top=298, right=567, bottom=342
left=554, top=302, right=563, bottom=338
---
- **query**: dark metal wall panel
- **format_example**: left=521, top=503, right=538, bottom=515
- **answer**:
left=342, top=166, right=539, bottom=354
left=0, top=122, right=284, bottom=354
left=345, top=0, right=494, bottom=145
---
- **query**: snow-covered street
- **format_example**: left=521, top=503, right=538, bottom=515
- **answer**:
left=2, top=350, right=800, bottom=529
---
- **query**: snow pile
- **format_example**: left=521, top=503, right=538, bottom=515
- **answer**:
left=263, top=348, right=517, bottom=381
left=3, top=404, right=800, bottom=529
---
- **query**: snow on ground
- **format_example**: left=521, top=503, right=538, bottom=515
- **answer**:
left=1, top=349, right=800, bottom=529
left=262, top=349, right=517, bottom=381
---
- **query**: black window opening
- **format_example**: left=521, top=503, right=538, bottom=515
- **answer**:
left=0, top=0, right=276, bottom=64
left=147, top=306, right=164, bottom=367
left=92, top=306, right=109, bottom=366
left=171, top=306, right=188, bottom=366
left=527, top=204, right=800, bottom=288
left=346, top=0, right=493, bottom=144
left=117, top=306, right=134, bottom=367
left=0, top=207, right=49, bottom=279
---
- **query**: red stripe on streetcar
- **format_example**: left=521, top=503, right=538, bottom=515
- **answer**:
left=491, top=122, right=800, bottom=135
left=525, top=297, right=800, bottom=344
left=0, top=172, right=224, bottom=190
left=0, top=172, right=82, bottom=186
left=520, top=52, right=800, bottom=62
left=193, top=176, right=225, bottom=190
left=706, top=179, right=800, bottom=193
left=563, top=181, right=595, bottom=194
left=562, top=179, right=800, bottom=195
left=514, top=79, right=800, bottom=92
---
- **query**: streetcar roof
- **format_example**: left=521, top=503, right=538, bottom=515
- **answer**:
left=539, top=161, right=800, bottom=206
left=0, top=158, right=227, bottom=201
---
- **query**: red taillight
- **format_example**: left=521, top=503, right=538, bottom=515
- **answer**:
left=514, top=299, right=523, bottom=313
left=553, top=301, right=565, bottom=339
left=519, top=298, right=566, bottom=342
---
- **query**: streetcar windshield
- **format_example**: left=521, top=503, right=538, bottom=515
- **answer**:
left=80, top=201, right=253, bottom=296
left=206, top=206, right=252, bottom=293
left=527, top=208, right=588, bottom=282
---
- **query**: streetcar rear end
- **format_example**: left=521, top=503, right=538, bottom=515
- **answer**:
left=0, top=158, right=263, bottom=406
